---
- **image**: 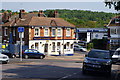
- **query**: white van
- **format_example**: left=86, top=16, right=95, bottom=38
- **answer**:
left=112, top=48, right=120, bottom=63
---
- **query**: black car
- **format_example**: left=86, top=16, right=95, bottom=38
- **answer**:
left=82, top=49, right=112, bottom=75
left=1, top=49, right=16, bottom=58
left=23, top=49, right=45, bottom=59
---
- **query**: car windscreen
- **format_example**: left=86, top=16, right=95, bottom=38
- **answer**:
left=88, top=50, right=110, bottom=59
left=114, top=51, right=120, bottom=55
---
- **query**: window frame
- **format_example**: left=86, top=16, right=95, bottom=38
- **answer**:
left=13, top=28, right=15, bottom=36
left=52, top=28, right=55, bottom=37
left=57, top=28, right=61, bottom=37
left=4, top=27, right=8, bottom=36
left=44, top=28, right=49, bottom=37
left=34, top=27, right=40, bottom=37
left=66, top=28, right=71, bottom=37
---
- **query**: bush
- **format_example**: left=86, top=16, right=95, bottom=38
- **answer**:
left=87, top=43, right=94, bottom=50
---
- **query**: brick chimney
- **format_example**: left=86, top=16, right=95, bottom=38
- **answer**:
left=38, top=10, right=44, bottom=17
left=19, top=9, right=25, bottom=19
left=2, top=11, right=9, bottom=23
left=54, top=10, right=59, bottom=18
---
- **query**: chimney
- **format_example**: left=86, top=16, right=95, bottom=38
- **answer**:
left=54, top=10, right=59, bottom=18
left=19, top=9, right=25, bottom=19
left=38, top=10, right=44, bottom=17
left=2, top=11, right=9, bottom=23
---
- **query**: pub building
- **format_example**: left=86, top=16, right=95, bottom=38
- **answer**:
left=2, top=10, right=76, bottom=56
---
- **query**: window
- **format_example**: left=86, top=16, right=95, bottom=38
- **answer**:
left=35, top=27, right=39, bottom=36
left=111, top=28, right=117, bottom=34
left=52, top=28, right=55, bottom=37
left=52, top=42, right=55, bottom=52
left=57, top=42, right=60, bottom=51
left=66, top=28, right=70, bottom=37
left=35, top=43, right=38, bottom=50
left=66, top=42, right=70, bottom=49
left=45, top=28, right=49, bottom=36
left=57, top=28, right=61, bottom=37
left=5, top=27, right=8, bottom=36
left=13, top=28, right=15, bottom=36
left=71, top=44, right=73, bottom=49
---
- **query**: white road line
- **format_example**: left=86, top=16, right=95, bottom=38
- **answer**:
left=58, top=72, right=80, bottom=80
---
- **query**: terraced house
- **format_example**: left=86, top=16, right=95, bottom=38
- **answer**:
left=2, top=10, right=76, bottom=56
left=107, top=15, right=120, bottom=50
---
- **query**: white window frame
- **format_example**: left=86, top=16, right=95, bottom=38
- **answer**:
left=66, top=28, right=71, bottom=37
left=34, top=27, right=40, bottom=37
left=44, top=28, right=49, bottom=37
left=52, top=28, right=55, bottom=37
left=13, top=28, right=15, bottom=36
left=4, top=27, right=8, bottom=36
left=57, top=28, right=61, bottom=37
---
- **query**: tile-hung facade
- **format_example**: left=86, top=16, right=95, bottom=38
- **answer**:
left=2, top=10, right=75, bottom=56
left=107, top=15, right=120, bottom=50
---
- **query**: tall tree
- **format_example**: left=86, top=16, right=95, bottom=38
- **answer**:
left=105, top=0, right=120, bottom=11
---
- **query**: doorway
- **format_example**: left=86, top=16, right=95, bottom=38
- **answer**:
left=44, top=44, right=48, bottom=55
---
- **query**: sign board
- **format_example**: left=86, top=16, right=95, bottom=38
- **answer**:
left=18, top=27, right=24, bottom=32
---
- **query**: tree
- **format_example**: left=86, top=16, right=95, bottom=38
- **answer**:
left=105, top=0, right=120, bottom=11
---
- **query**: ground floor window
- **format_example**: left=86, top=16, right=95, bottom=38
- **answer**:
left=66, top=42, right=70, bottom=49
left=52, top=42, right=55, bottom=52
left=31, top=44, right=34, bottom=49
left=57, top=42, right=60, bottom=51
left=35, top=43, right=38, bottom=50
left=71, top=44, right=73, bottom=49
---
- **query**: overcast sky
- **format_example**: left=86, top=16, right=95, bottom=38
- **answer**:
left=0, top=0, right=118, bottom=13
left=1, top=0, right=104, bottom=2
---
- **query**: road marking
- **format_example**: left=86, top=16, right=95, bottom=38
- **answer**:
left=58, top=71, right=80, bottom=80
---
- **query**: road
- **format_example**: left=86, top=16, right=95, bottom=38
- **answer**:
left=1, top=51, right=120, bottom=80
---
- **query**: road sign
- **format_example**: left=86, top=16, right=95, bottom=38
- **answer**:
left=18, top=27, right=24, bottom=32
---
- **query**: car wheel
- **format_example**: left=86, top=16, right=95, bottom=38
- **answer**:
left=82, top=66, right=86, bottom=74
left=25, top=55, right=28, bottom=59
left=40, top=56, right=44, bottom=59
left=2, top=61, right=7, bottom=64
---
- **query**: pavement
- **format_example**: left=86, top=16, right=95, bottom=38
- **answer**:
left=1, top=51, right=120, bottom=80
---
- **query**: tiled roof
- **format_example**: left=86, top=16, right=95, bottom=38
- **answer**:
left=29, top=17, right=75, bottom=27
left=108, top=15, right=120, bottom=27
left=2, top=13, right=75, bottom=27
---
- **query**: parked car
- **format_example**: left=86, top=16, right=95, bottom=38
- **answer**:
left=112, top=47, right=120, bottom=63
left=82, top=49, right=112, bottom=75
left=1, top=49, right=16, bottom=58
left=74, top=44, right=87, bottom=52
left=0, top=51, right=9, bottom=64
left=23, top=49, right=45, bottom=59
left=78, top=41, right=86, bottom=46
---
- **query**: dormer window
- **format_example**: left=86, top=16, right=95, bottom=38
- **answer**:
left=115, top=18, right=120, bottom=23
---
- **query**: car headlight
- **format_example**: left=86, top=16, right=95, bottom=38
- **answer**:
left=84, top=58, right=88, bottom=63
left=3, top=57, right=7, bottom=59
left=103, top=61, right=111, bottom=65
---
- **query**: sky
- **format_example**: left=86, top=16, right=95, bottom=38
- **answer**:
left=0, top=0, right=118, bottom=13
left=1, top=0, right=104, bottom=2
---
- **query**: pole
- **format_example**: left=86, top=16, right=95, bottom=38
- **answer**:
left=20, top=32, right=22, bottom=61
left=63, top=27, right=64, bottom=56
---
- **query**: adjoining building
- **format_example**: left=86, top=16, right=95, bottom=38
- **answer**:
left=2, top=10, right=75, bottom=56
left=107, top=15, right=120, bottom=50
left=75, top=28, right=108, bottom=43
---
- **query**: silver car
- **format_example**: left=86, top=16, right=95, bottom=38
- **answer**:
left=0, top=50, right=9, bottom=64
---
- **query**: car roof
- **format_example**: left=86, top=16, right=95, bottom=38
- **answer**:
left=116, top=48, right=120, bottom=51
left=90, top=49, right=109, bottom=53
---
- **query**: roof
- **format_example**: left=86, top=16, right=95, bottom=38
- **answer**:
left=108, top=15, right=120, bottom=27
left=76, top=28, right=108, bottom=33
left=2, top=13, right=75, bottom=28
left=29, top=17, right=75, bottom=27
